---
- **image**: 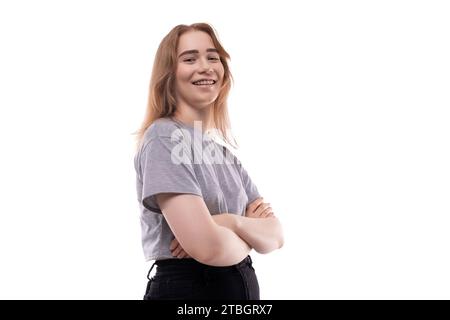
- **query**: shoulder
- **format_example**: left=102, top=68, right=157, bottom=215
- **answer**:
left=137, top=118, right=191, bottom=162
left=143, top=117, right=183, bottom=142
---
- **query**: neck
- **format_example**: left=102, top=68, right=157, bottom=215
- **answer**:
left=172, top=102, right=213, bottom=132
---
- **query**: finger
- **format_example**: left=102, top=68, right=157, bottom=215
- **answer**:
left=170, top=238, right=178, bottom=251
left=178, top=251, right=187, bottom=259
left=261, top=208, right=273, bottom=217
left=261, top=206, right=273, bottom=217
left=255, top=203, right=270, bottom=216
left=170, top=242, right=179, bottom=254
left=172, top=244, right=182, bottom=254
left=249, top=197, right=264, bottom=211
left=172, top=245, right=183, bottom=257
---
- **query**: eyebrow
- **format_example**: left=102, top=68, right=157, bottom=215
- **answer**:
left=178, top=48, right=219, bottom=58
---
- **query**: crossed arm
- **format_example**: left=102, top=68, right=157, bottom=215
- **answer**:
left=170, top=197, right=284, bottom=261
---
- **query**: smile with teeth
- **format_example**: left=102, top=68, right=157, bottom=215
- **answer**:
left=192, top=80, right=216, bottom=86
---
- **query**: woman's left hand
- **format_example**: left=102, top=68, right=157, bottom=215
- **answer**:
left=246, top=197, right=275, bottom=219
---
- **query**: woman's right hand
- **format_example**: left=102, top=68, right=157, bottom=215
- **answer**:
left=245, top=197, right=274, bottom=219
left=170, top=238, right=191, bottom=259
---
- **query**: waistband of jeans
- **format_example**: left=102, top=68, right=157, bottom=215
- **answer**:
left=155, top=255, right=252, bottom=269
left=147, top=255, right=252, bottom=280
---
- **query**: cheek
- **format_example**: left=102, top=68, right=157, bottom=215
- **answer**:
left=176, top=66, right=193, bottom=84
left=217, top=65, right=225, bottom=80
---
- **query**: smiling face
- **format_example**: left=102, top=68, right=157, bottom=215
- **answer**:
left=175, top=31, right=225, bottom=112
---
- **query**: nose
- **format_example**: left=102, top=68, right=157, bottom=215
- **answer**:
left=199, top=57, right=214, bottom=74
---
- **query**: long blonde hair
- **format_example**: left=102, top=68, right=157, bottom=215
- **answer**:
left=132, top=23, right=238, bottom=152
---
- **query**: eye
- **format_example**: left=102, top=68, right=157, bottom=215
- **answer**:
left=183, top=57, right=220, bottom=63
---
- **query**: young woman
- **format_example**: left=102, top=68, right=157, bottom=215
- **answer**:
left=133, top=23, right=284, bottom=300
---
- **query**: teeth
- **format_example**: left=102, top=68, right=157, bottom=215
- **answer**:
left=193, top=80, right=215, bottom=85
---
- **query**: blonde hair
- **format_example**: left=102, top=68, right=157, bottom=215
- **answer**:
left=132, top=23, right=238, bottom=152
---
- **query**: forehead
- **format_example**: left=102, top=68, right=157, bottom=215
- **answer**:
left=177, top=31, right=216, bottom=54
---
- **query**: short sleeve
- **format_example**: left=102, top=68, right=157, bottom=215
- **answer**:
left=238, top=160, right=261, bottom=206
left=139, top=136, right=203, bottom=213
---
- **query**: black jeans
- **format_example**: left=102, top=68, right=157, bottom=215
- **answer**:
left=143, top=255, right=260, bottom=300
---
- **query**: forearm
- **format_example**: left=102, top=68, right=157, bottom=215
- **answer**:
left=202, top=224, right=251, bottom=267
left=239, top=216, right=284, bottom=254
left=212, top=213, right=284, bottom=254
left=235, top=215, right=284, bottom=254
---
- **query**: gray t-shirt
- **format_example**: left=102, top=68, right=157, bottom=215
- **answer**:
left=134, top=117, right=261, bottom=261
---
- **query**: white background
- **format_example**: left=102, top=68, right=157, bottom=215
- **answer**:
left=0, top=0, right=449, bottom=299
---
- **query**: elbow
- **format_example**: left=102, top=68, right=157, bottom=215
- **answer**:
left=277, top=219, right=285, bottom=249
left=258, top=237, right=284, bottom=254
left=253, top=217, right=285, bottom=254
left=191, top=228, right=240, bottom=266
left=193, top=246, right=230, bottom=266
left=278, top=233, right=285, bottom=249
left=189, top=243, right=221, bottom=265
left=257, top=231, right=284, bottom=254
left=185, top=227, right=224, bottom=265
left=272, top=217, right=285, bottom=251
left=196, top=234, right=228, bottom=265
